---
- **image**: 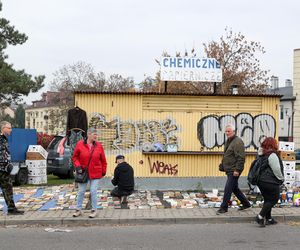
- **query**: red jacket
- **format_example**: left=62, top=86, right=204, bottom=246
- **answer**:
left=72, top=140, right=107, bottom=179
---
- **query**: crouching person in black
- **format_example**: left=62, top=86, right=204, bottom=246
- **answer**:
left=111, top=155, right=134, bottom=203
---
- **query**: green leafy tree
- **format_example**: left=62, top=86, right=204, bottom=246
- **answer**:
left=0, top=2, right=44, bottom=107
left=0, top=113, right=14, bottom=125
left=14, top=104, right=25, bottom=128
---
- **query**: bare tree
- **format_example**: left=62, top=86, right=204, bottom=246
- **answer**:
left=203, top=27, right=269, bottom=94
left=106, top=74, right=135, bottom=92
left=143, top=28, right=269, bottom=94
left=50, top=61, right=135, bottom=94
left=48, top=61, right=135, bottom=134
left=51, top=61, right=106, bottom=92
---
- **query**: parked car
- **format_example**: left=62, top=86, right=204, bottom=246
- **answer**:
left=47, top=135, right=74, bottom=179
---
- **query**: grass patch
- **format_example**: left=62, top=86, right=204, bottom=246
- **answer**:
left=19, top=174, right=74, bottom=187
left=46, top=174, right=74, bottom=185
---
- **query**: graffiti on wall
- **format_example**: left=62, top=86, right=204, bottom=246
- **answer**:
left=197, top=113, right=276, bottom=149
left=147, top=157, right=178, bottom=176
left=89, top=113, right=179, bottom=153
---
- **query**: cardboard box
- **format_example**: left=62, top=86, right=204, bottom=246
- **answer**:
left=26, top=160, right=47, bottom=168
left=279, top=151, right=296, bottom=161
left=28, top=175, right=47, bottom=185
left=28, top=167, right=47, bottom=176
left=284, top=180, right=295, bottom=188
left=283, top=161, right=296, bottom=171
left=279, top=141, right=295, bottom=152
left=284, top=171, right=296, bottom=181
left=295, top=171, right=300, bottom=181
left=26, top=145, right=48, bottom=160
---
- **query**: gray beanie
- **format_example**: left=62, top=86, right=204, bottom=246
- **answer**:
left=87, top=127, right=98, bottom=134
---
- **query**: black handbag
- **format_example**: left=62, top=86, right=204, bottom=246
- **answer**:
left=74, top=146, right=95, bottom=183
left=75, top=167, right=88, bottom=183
left=219, top=163, right=225, bottom=172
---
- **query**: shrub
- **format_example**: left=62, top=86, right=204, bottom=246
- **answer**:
left=37, top=133, right=54, bottom=149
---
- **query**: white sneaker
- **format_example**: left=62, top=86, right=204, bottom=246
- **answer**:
left=89, top=210, right=97, bottom=218
left=121, top=196, right=128, bottom=204
left=73, top=210, right=82, bottom=217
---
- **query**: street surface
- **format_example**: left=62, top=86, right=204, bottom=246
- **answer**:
left=1, top=222, right=300, bottom=250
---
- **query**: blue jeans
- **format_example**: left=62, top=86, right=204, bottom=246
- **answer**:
left=76, top=178, right=100, bottom=210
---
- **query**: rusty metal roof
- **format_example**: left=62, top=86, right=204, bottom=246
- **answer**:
left=74, top=90, right=282, bottom=98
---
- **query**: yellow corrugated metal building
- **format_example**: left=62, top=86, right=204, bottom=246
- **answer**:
left=75, top=91, right=280, bottom=179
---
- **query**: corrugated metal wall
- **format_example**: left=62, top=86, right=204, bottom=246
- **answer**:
left=75, top=93, right=279, bottom=177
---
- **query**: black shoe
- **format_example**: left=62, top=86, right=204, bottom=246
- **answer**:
left=255, top=215, right=265, bottom=227
left=7, top=209, right=24, bottom=215
left=216, top=208, right=228, bottom=215
left=266, top=218, right=278, bottom=225
left=238, top=204, right=251, bottom=211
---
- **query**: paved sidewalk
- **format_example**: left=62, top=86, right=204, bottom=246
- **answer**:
left=1, top=207, right=300, bottom=227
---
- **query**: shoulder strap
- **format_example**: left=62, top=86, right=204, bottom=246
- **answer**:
left=224, top=136, right=236, bottom=153
left=87, top=145, right=96, bottom=168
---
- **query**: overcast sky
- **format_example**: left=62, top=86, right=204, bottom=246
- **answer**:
left=2, top=0, right=300, bottom=104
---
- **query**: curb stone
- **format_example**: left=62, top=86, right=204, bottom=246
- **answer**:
left=4, top=217, right=63, bottom=226
left=1, top=208, right=300, bottom=227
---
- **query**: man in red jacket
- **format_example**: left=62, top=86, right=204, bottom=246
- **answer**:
left=72, top=128, right=107, bottom=218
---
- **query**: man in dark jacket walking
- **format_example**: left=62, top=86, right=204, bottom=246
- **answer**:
left=111, top=155, right=134, bottom=203
left=217, top=124, right=251, bottom=214
left=0, top=121, right=24, bottom=215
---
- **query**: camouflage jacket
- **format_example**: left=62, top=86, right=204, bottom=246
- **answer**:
left=0, top=134, right=11, bottom=171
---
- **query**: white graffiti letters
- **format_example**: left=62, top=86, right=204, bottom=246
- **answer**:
left=198, top=113, right=276, bottom=149
left=89, top=113, right=179, bottom=153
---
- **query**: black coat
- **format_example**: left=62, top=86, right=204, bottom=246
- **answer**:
left=111, top=162, right=134, bottom=191
left=0, top=134, right=10, bottom=172
left=258, top=154, right=284, bottom=185
left=66, top=107, right=88, bottom=137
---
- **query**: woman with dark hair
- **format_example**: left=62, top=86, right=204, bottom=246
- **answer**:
left=256, top=137, right=284, bottom=227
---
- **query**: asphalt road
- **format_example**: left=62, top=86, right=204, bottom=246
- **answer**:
left=1, top=222, right=300, bottom=250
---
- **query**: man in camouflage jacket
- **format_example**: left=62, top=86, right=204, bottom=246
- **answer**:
left=0, top=121, right=24, bottom=215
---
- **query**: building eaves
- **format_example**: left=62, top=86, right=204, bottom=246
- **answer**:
left=25, top=104, right=58, bottom=110
left=74, top=90, right=282, bottom=98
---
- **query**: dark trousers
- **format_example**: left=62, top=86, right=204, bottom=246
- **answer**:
left=111, top=187, right=133, bottom=198
left=0, top=171, right=16, bottom=210
left=257, top=182, right=279, bottom=219
left=221, top=173, right=250, bottom=210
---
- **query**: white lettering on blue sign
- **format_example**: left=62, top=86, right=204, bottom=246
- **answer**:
left=160, top=57, right=222, bottom=82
